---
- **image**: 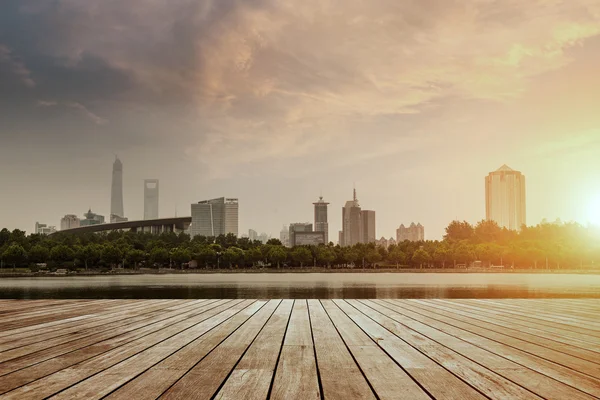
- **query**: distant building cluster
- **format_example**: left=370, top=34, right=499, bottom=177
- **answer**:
left=339, top=189, right=376, bottom=247
left=81, top=209, right=105, bottom=226
left=247, top=229, right=270, bottom=244
left=376, top=237, right=397, bottom=248
left=35, top=222, right=56, bottom=235
left=60, top=214, right=80, bottom=230
left=397, top=223, right=425, bottom=242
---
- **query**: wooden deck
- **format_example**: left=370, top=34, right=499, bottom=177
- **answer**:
left=0, top=299, right=598, bottom=399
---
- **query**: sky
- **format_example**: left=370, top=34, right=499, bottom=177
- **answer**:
left=1, top=0, right=600, bottom=240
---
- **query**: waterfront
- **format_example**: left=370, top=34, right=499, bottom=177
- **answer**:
left=1, top=273, right=599, bottom=299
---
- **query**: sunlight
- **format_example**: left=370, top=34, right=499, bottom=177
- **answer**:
left=588, top=193, right=600, bottom=226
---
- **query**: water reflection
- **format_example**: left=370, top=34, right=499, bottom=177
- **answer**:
left=0, top=273, right=599, bottom=299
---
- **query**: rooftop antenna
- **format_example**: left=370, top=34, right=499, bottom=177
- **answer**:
left=353, top=183, right=357, bottom=202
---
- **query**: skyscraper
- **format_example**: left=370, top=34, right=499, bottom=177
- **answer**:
left=144, top=179, right=159, bottom=220
left=341, top=188, right=362, bottom=246
left=485, top=165, right=526, bottom=231
left=313, top=196, right=329, bottom=244
left=361, top=210, right=376, bottom=243
left=110, top=157, right=125, bottom=219
left=190, top=197, right=238, bottom=237
left=280, top=225, right=290, bottom=247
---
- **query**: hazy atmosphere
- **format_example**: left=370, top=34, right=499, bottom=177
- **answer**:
left=1, top=0, right=600, bottom=239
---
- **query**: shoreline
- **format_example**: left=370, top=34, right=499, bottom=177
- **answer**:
left=1, top=267, right=600, bottom=278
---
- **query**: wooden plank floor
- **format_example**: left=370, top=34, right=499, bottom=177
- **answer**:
left=0, top=300, right=598, bottom=399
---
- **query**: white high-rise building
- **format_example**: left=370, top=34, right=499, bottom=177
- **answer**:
left=397, top=223, right=424, bottom=242
left=280, top=225, right=290, bottom=247
left=144, top=179, right=159, bottom=220
left=485, top=165, right=526, bottom=231
left=110, top=157, right=125, bottom=219
left=190, top=197, right=238, bottom=237
left=248, top=229, right=258, bottom=241
left=60, top=214, right=80, bottom=230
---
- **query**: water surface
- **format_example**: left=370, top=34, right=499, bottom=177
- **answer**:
left=1, top=273, right=599, bottom=299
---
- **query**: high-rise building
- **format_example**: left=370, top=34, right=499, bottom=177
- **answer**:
left=258, top=232, right=270, bottom=244
left=280, top=225, right=290, bottom=247
left=248, top=229, right=258, bottom=241
left=35, top=222, right=56, bottom=235
left=110, top=157, right=125, bottom=219
left=144, top=179, right=159, bottom=220
left=81, top=209, right=105, bottom=226
left=313, top=196, right=329, bottom=244
left=60, top=214, right=80, bottom=230
left=341, top=188, right=362, bottom=246
left=396, top=223, right=425, bottom=242
left=361, top=210, right=376, bottom=243
left=485, top=165, right=526, bottom=231
left=190, top=197, right=239, bottom=237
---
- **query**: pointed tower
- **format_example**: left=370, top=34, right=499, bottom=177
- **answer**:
left=110, top=156, right=125, bottom=220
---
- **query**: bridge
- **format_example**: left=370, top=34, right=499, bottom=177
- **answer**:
left=55, top=217, right=192, bottom=235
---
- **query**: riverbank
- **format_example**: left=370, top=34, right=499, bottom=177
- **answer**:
left=1, top=267, right=600, bottom=277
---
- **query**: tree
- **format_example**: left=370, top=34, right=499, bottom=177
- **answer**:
left=432, top=244, right=449, bottom=268
left=411, top=248, right=431, bottom=269
left=221, top=247, right=244, bottom=268
left=291, top=247, right=312, bottom=267
left=101, top=245, right=123, bottom=267
left=246, top=247, right=264, bottom=267
left=267, top=246, right=287, bottom=268
left=266, top=238, right=283, bottom=246
left=316, top=247, right=335, bottom=267
left=473, top=220, right=502, bottom=243
left=29, top=245, right=50, bottom=264
left=444, top=221, right=474, bottom=242
left=170, top=248, right=191, bottom=268
left=388, top=248, right=407, bottom=269
left=126, top=249, right=146, bottom=269
left=2, top=243, right=27, bottom=268
left=365, top=249, right=382, bottom=268
left=50, top=245, right=75, bottom=266
left=194, top=246, right=217, bottom=268
left=150, top=247, right=169, bottom=267
left=77, top=244, right=101, bottom=270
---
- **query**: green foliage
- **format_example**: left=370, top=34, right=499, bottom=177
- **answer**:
left=28, top=245, right=50, bottom=264
left=50, top=245, right=75, bottom=265
left=2, top=243, right=27, bottom=267
left=150, top=247, right=169, bottom=267
left=101, top=245, right=123, bottom=266
left=291, top=247, right=312, bottom=267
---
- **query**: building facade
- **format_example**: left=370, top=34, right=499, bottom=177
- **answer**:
left=35, top=222, right=56, bottom=235
left=289, top=223, right=313, bottom=247
left=110, top=157, right=125, bottom=219
left=143, top=179, right=159, bottom=220
left=396, top=223, right=425, bottom=242
left=60, top=214, right=80, bottom=230
left=110, top=214, right=129, bottom=223
left=341, top=189, right=362, bottom=246
left=485, top=165, right=526, bottom=231
left=294, top=231, right=325, bottom=246
left=190, top=197, right=239, bottom=237
left=313, top=196, right=329, bottom=244
left=80, top=209, right=105, bottom=226
left=248, top=229, right=258, bottom=242
left=361, top=210, right=376, bottom=244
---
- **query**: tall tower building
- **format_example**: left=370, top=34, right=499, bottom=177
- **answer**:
left=190, top=197, right=238, bottom=237
left=313, top=196, right=329, bottom=244
left=110, top=157, right=125, bottom=219
left=361, top=210, right=376, bottom=243
left=485, top=165, right=526, bottom=231
left=341, top=188, right=362, bottom=246
left=143, top=179, right=159, bottom=220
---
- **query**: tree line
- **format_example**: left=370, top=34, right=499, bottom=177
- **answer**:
left=0, top=220, right=599, bottom=271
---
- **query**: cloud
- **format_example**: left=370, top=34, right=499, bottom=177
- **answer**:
left=36, top=99, right=109, bottom=125
left=0, top=44, right=35, bottom=87
left=4, top=0, right=600, bottom=176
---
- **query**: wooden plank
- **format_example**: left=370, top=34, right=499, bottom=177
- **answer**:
left=403, top=299, right=600, bottom=362
left=213, top=300, right=293, bottom=400
left=306, top=299, right=375, bottom=400
left=0, top=299, right=241, bottom=398
left=374, top=300, right=599, bottom=399
left=0, top=300, right=185, bottom=357
left=270, top=300, right=320, bottom=400
left=320, top=300, right=430, bottom=400
left=333, top=299, right=486, bottom=400
left=422, top=300, right=600, bottom=347
left=0, top=300, right=215, bottom=377
left=345, top=300, right=543, bottom=400
left=52, top=300, right=269, bottom=400
left=156, top=300, right=282, bottom=400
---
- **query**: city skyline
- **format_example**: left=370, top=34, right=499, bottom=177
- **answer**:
left=1, top=1, right=600, bottom=239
